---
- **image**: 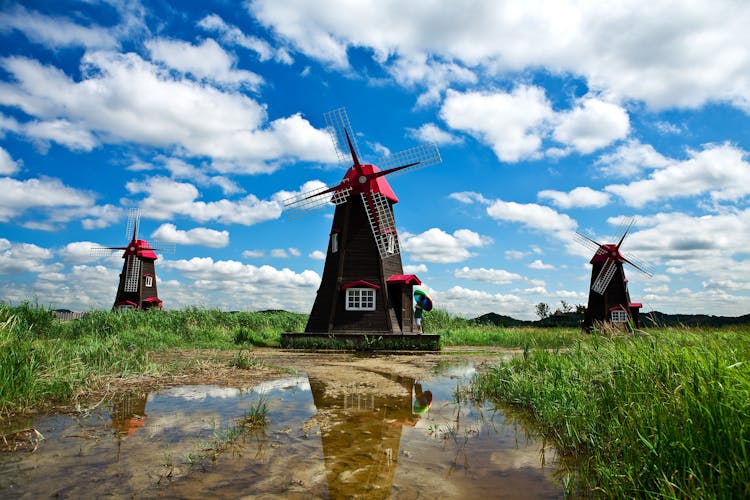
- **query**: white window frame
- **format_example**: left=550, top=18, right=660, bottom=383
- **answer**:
left=611, top=309, right=628, bottom=323
left=345, top=288, right=376, bottom=311
left=144, top=275, right=153, bottom=288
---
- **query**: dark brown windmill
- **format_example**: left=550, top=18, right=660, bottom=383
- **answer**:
left=284, top=108, right=441, bottom=335
left=574, top=219, right=654, bottom=332
left=91, top=209, right=174, bottom=311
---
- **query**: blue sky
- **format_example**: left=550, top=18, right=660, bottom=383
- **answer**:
left=1, top=0, right=749, bottom=319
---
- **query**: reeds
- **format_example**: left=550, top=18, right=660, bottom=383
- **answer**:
left=471, top=327, right=750, bottom=497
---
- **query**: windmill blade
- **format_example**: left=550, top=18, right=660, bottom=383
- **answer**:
left=90, top=246, right=125, bottom=257
left=591, top=258, right=617, bottom=295
left=361, top=192, right=400, bottom=258
left=126, top=208, right=141, bottom=240
left=123, top=255, right=141, bottom=292
left=611, top=217, right=635, bottom=247
left=325, top=107, right=362, bottom=166
left=150, top=241, right=176, bottom=255
left=283, top=182, right=354, bottom=218
left=375, top=143, right=442, bottom=178
left=573, top=231, right=604, bottom=255
left=621, top=252, right=655, bottom=278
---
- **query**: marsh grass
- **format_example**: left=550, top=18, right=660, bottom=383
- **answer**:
left=471, top=327, right=750, bottom=498
left=0, top=302, right=306, bottom=414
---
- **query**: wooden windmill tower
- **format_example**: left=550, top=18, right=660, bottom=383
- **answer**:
left=574, top=219, right=653, bottom=332
left=91, top=209, right=174, bottom=311
left=284, top=108, right=441, bottom=335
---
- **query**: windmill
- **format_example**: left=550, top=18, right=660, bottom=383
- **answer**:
left=91, top=209, right=175, bottom=311
left=574, top=219, right=654, bottom=332
left=283, top=108, right=441, bottom=335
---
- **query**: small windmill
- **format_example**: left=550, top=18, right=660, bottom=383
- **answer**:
left=284, top=108, right=441, bottom=334
left=574, top=219, right=654, bottom=332
left=91, top=209, right=175, bottom=311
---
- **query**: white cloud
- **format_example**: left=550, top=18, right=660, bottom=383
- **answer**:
left=0, top=146, right=19, bottom=175
left=605, top=143, right=750, bottom=207
left=454, top=266, right=522, bottom=285
left=538, top=186, right=611, bottom=209
left=150, top=223, right=230, bottom=248
left=0, top=53, right=335, bottom=170
left=242, top=250, right=265, bottom=259
left=528, top=259, right=555, bottom=270
left=596, top=139, right=674, bottom=178
left=309, top=250, right=326, bottom=260
left=485, top=198, right=577, bottom=235
left=401, top=228, right=492, bottom=263
left=59, top=241, right=101, bottom=264
left=408, top=123, right=462, bottom=145
left=552, top=98, right=630, bottom=154
left=0, top=4, right=119, bottom=50
left=146, top=38, right=263, bottom=90
left=125, top=176, right=283, bottom=226
left=198, top=14, right=289, bottom=63
left=504, top=250, right=528, bottom=260
left=0, top=176, right=97, bottom=223
left=0, top=239, right=55, bottom=274
left=403, top=263, right=428, bottom=274
left=441, top=86, right=553, bottom=162
left=432, top=285, right=530, bottom=319
left=248, top=0, right=750, bottom=113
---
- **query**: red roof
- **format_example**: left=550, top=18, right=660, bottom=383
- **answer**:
left=591, top=244, right=625, bottom=264
left=387, top=274, right=422, bottom=285
left=341, top=280, right=380, bottom=290
left=339, top=163, right=399, bottom=203
left=629, top=303, right=643, bottom=308
left=123, top=239, right=158, bottom=260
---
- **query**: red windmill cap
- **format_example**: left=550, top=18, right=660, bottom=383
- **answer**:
left=340, top=163, right=399, bottom=203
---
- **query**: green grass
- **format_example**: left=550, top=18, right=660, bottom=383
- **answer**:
left=0, top=302, right=306, bottom=414
left=471, top=327, right=750, bottom=498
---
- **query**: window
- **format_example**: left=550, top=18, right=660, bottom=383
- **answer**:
left=144, top=275, right=153, bottom=288
left=611, top=310, right=628, bottom=323
left=330, top=232, right=339, bottom=253
left=346, top=288, right=376, bottom=311
left=386, top=232, right=395, bottom=254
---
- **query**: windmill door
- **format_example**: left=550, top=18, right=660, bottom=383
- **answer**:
left=388, top=284, right=413, bottom=333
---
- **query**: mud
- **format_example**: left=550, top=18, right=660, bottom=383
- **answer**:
left=0, top=347, right=562, bottom=499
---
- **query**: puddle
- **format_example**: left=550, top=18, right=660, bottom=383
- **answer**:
left=0, top=354, right=562, bottom=498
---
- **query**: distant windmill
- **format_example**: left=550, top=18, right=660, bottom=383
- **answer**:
left=91, top=209, right=175, bottom=311
left=283, top=108, right=441, bottom=334
left=574, top=219, right=654, bottom=332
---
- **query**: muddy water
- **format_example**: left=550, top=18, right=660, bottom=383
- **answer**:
left=0, top=352, right=562, bottom=499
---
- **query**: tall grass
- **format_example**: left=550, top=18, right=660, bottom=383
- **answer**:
left=471, top=327, right=750, bottom=497
left=0, top=302, right=307, bottom=414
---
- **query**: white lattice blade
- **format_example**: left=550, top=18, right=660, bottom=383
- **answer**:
left=150, top=241, right=176, bottom=254
left=376, top=143, right=442, bottom=176
left=361, top=192, right=400, bottom=258
left=126, top=208, right=140, bottom=240
left=622, top=251, right=655, bottom=277
left=283, top=183, right=353, bottom=219
left=324, top=107, right=362, bottom=166
left=573, top=231, right=602, bottom=254
left=592, top=258, right=617, bottom=295
left=90, top=247, right=120, bottom=256
left=124, top=255, right=141, bottom=292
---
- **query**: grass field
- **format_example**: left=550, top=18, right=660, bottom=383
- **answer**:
left=2, top=302, right=748, bottom=497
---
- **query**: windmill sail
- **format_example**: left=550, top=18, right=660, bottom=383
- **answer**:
left=325, top=107, right=362, bottom=165
left=591, top=258, right=617, bottom=294
left=125, top=208, right=140, bottom=240
left=362, top=192, right=400, bottom=258
left=123, top=255, right=141, bottom=292
left=375, top=143, right=442, bottom=178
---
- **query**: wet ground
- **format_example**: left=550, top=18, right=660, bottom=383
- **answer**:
left=0, top=348, right=562, bottom=499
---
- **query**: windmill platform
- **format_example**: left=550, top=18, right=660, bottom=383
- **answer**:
left=280, top=332, right=441, bottom=351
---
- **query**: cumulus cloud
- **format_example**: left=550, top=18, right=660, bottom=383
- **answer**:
left=605, top=143, right=750, bottom=207
left=0, top=238, right=55, bottom=274
left=125, top=176, right=283, bottom=226
left=596, top=139, right=674, bottom=178
left=454, top=266, right=522, bottom=285
left=408, top=123, right=462, bottom=145
left=485, top=198, right=578, bottom=236
left=0, top=176, right=97, bottom=224
left=198, top=14, right=292, bottom=63
left=538, top=186, right=611, bottom=209
left=552, top=98, right=630, bottom=154
left=400, top=228, right=492, bottom=263
left=309, top=250, right=326, bottom=260
left=150, top=223, right=230, bottom=248
left=403, top=263, right=428, bottom=274
left=247, top=0, right=750, bottom=113
left=0, top=53, right=334, bottom=170
left=146, top=38, right=263, bottom=90
left=0, top=146, right=19, bottom=175
left=528, top=259, right=555, bottom=270
left=432, top=285, right=531, bottom=319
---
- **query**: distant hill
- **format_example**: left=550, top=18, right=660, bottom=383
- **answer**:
left=473, top=311, right=750, bottom=328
